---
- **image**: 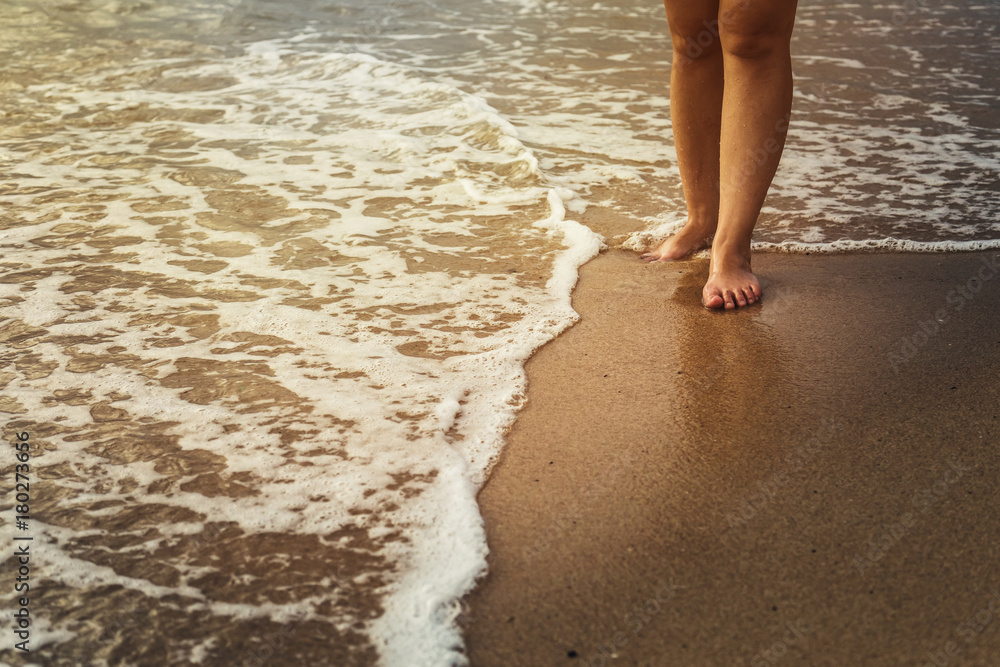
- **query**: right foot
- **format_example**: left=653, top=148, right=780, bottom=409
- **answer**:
left=640, top=219, right=716, bottom=262
left=702, top=246, right=761, bottom=310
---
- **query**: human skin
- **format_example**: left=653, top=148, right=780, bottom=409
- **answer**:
left=641, top=0, right=798, bottom=310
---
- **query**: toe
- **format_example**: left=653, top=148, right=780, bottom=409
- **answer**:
left=735, top=289, right=748, bottom=307
left=703, top=291, right=724, bottom=309
left=641, top=251, right=665, bottom=262
left=724, top=290, right=736, bottom=309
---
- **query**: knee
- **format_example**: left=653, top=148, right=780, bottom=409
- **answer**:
left=719, top=12, right=794, bottom=60
left=669, top=18, right=723, bottom=63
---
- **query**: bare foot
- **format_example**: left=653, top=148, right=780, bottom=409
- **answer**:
left=702, top=249, right=761, bottom=310
left=640, top=219, right=715, bottom=262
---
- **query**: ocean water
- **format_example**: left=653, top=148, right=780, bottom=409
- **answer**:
left=1, top=1, right=998, bottom=665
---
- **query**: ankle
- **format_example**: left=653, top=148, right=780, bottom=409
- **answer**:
left=684, top=215, right=718, bottom=232
left=710, top=238, right=752, bottom=267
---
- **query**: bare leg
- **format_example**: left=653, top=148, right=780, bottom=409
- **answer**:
left=646, top=0, right=798, bottom=311
left=641, top=0, right=723, bottom=262
left=705, top=0, right=797, bottom=309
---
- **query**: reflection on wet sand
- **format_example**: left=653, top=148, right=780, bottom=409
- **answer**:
left=672, top=263, right=790, bottom=439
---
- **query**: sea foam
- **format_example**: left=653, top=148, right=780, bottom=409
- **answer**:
left=0, top=35, right=601, bottom=665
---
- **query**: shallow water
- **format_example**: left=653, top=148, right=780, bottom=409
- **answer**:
left=1, top=1, right=998, bottom=665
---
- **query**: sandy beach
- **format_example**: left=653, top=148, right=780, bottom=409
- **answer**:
left=3, top=1, right=1000, bottom=663
left=463, top=207, right=1000, bottom=665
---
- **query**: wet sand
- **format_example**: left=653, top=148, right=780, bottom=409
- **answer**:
left=463, top=218, right=1000, bottom=666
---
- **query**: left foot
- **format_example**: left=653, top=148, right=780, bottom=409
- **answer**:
left=702, top=248, right=761, bottom=310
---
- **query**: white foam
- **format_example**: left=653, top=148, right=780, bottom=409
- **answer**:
left=0, top=34, right=603, bottom=665
left=5, top=1, right=1000, bottom=663
left=624, top=226, right=1000, bottom=255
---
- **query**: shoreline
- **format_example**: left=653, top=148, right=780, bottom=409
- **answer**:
left=462, top=238, right=1000, bottom=665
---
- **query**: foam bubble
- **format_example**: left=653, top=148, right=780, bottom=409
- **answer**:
left=0, top=34, right=601, bottom=665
